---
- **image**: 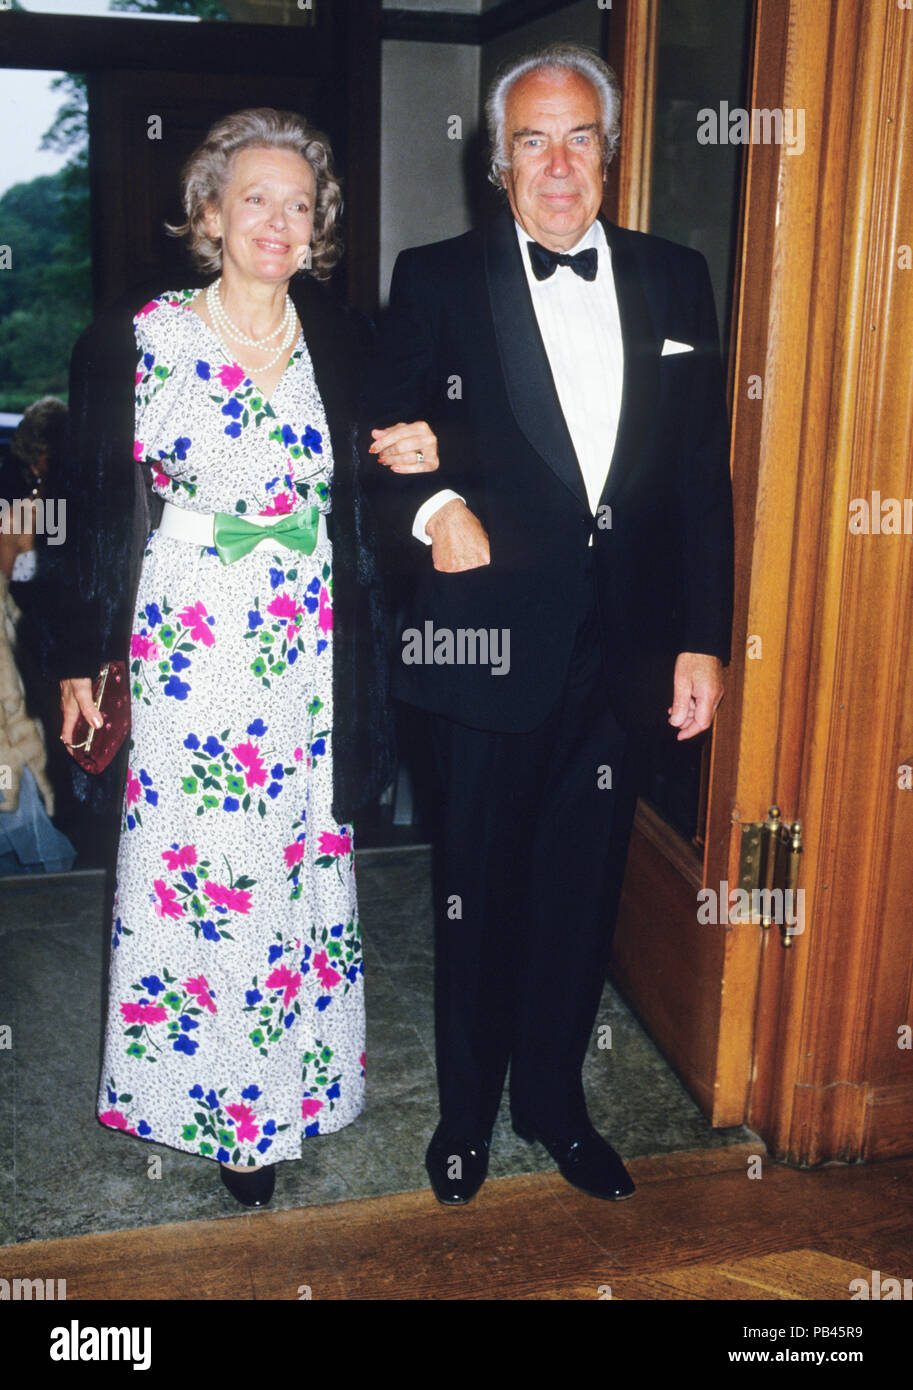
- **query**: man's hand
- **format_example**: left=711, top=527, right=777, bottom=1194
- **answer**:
left=370, top=421, right=439, bottom=473
left=59, top=676, right=103, bottom=750
left=425, top=498, right=490, bottom=572
left=668, top=652, right=725, bottom=740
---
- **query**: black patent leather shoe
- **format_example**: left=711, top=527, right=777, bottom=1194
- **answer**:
left=514, top=1122, right=635, bottom=1200
left=425, top=1123, right=490, bottom=1205
left=219, top=1162, right=276, bottom=1208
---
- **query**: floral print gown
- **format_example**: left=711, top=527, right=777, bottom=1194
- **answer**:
left=98, top=290, right=364, bottom=1166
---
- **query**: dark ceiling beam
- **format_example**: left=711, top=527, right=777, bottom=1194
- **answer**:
left=379, top=9, right=479, bottom=44
left=0, top=2, right=598, bottom=66
left=380, top=0, right=589, bottom=45
left=0, top=10, right=328, bottom=74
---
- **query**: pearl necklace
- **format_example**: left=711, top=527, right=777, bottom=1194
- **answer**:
left=207, top=277, right=293, bottom=346
left=205, top=280, right=297, bottom=372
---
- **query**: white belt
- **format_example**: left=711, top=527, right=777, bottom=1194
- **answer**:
left=157, top=500, right=327, bottom=548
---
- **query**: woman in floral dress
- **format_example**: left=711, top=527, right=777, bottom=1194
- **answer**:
left=51, top=110, right=427, bottom=1207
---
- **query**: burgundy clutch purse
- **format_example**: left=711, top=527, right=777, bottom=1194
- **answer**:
left=64, top=660, right=131, bottom=774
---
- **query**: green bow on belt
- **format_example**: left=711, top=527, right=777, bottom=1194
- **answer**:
left=212, top=507, right=320, bottom=565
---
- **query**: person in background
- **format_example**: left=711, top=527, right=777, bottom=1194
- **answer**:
left=0, top=396, right=68, bottom=594
left=0, top=397, right=76, bottom=871
left=0, top=567, right=76, bottom=874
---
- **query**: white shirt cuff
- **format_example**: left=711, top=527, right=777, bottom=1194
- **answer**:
left=412, top=489, right=465, bottom=544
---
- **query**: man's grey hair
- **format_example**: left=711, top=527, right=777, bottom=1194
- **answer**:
left=484, top=43, right=622, bottom=188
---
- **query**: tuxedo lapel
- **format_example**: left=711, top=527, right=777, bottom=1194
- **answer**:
left=599, top=218, right=661, bottom=508
left=484, top=211, right=589, bottom=510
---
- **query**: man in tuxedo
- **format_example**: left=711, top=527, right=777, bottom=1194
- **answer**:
left=364, top=43, right=733, bottom=1204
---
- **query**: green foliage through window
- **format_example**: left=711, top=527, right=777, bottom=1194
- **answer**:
left=110, top=1, right=231, bottom=17
left=0, top=75, right=91, bottom=412
left=1, top=0, right=236, bottom=411
left=0, top=170, right=92, bottom=412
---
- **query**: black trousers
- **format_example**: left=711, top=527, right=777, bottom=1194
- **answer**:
left=428, top=573, right=640, bottom=1140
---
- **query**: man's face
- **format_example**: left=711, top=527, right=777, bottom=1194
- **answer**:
left=501, top=68, right=605, bottom=252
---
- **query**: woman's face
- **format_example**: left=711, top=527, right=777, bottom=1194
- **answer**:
left=204, top=145, right=316, bottom=288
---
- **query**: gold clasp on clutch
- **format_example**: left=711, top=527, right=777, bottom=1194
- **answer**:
left=63, top=661, right=111, bottom=752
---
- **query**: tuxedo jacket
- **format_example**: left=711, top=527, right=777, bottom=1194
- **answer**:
left=361, top=210, right=735, bottom=734
left=37, top=274, right=395, bottom=823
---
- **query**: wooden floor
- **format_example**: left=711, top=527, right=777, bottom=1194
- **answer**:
left=2, top=1144, right=911, bottom=1300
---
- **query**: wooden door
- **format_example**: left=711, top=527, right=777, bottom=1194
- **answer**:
left=605, top=0, right=757, bottom=1127
left=606, top=0, right=913, bottom=1163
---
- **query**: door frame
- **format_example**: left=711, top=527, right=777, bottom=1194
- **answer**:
left=604, top=0, right=913, bottom=1164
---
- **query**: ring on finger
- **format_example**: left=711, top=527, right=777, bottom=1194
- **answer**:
left=416, top=450, right=424, bottom=464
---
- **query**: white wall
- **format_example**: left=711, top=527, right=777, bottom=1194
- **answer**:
left=379, top=2, right=608, bottom=303
left=480, top=0, right=606, bottom=96
left=379, top=40, right=481, bottom=301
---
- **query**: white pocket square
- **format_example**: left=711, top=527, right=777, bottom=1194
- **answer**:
left=662, top=338, right=694, bottom=355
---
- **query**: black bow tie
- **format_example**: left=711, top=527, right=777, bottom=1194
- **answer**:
left=526, top=241, right=598, bottom=282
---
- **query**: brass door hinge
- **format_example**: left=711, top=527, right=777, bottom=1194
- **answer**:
left=736, top=806, right=803, bottom=945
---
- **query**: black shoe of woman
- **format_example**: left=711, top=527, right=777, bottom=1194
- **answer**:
left=219, top=1163, right=276, bottom=1208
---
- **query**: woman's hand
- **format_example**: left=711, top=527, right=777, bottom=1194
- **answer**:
left=59, top=677, right=103, bottom=751
left=369, top=422, right=439, bottom=473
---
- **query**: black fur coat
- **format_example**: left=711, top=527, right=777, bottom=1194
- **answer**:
left=37, top=273, right=395, bottom=825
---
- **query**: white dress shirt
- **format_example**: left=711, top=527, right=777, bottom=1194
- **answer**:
left=413, top=217, right=624, bottom=543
